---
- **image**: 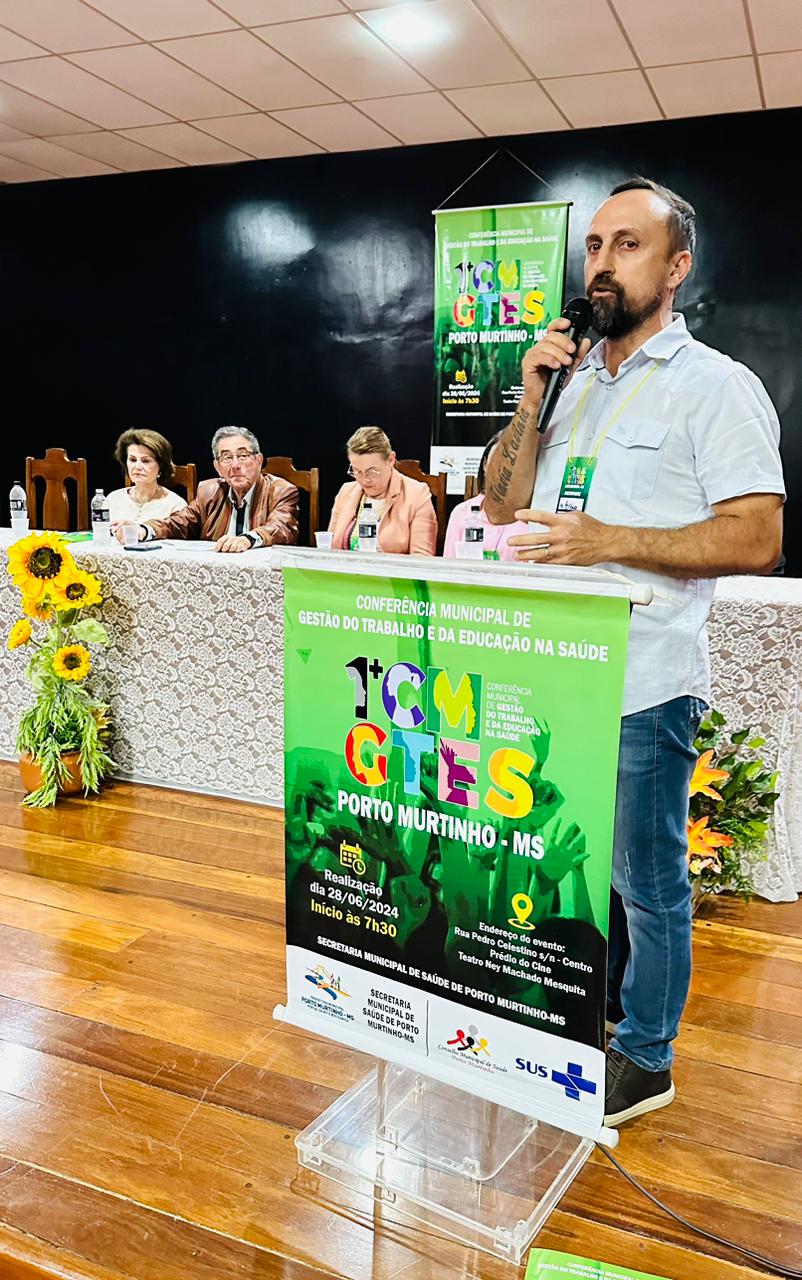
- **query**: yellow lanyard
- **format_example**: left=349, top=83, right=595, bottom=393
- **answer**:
left=568, top=362, right=661, bottom=461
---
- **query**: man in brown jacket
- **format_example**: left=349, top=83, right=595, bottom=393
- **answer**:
left=131, top=426, right=299, bottom=552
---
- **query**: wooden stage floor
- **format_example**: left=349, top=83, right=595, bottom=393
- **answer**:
left=0, top=763, right=799, bottom=1280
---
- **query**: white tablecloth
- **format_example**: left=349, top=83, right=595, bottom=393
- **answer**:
left=1, top=533, right=799, bottom=900
left=0, top=534, right=285, bottom=805
left=709, top=577, right=802, bottom=902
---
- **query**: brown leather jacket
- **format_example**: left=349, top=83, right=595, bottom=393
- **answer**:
left=146, top=473, right=299, bottom=546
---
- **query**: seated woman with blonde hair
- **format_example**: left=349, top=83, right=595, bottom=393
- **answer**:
left=109, top=429, right=187, bottom=526
left=328, top=426, right=437, bottom=556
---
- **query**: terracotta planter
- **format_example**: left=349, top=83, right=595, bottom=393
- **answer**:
left=19, top=750, right=83, bottom=797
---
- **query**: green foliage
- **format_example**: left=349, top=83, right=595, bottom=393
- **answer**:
left=9, top=578, right=114, bottom=808
left=70, top=618, right=110, bottom=645
left=17, top=682, right=114, bottom=807
left=689, top=713, right=778, bottom=898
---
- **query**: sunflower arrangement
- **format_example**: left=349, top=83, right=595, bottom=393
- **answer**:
left=687, top=711, right=778, bottom=896
left=6, top=531, right=114, bottom=807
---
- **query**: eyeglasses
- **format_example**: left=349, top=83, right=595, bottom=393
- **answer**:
left=217, top=449, right=256, bottom=464
left=348, top=465, right=384, bottom=481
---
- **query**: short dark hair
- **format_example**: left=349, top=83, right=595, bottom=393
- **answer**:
left=609, top=176, right=696, bottom=257
left=114, top=429, right=176, bottom=485
left=477, top=430, right=504, bottom=495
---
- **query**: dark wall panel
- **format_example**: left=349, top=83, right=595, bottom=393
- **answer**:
left=1, top=107, right=798, bottom=566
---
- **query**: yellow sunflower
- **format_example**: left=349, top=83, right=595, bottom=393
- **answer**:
left=53, top=644, right=91, bottom=682
left=7, top=619, right=32, bottom=650
left=51, top=569, right=103, bottom=612
left=7, top=532, right=75, bottom=599
left=91, top=704, right=113, bottom=741
left=21, top=590, right=54, bottom=622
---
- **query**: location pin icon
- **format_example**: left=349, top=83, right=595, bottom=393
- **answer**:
left=508, top=892, right=536, bottom=931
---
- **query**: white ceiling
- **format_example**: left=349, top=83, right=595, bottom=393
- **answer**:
left=0, top=0, right=799, bottom=182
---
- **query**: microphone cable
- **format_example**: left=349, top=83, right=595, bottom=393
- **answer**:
left=596, top=1143, right=802, bottom=1279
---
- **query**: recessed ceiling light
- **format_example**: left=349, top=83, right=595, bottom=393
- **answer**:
left=370, top=6, right=449, bottom=50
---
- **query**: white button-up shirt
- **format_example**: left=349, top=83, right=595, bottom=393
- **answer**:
left=227, top=483, right=255, bottom=536
left=531, top=314, right=786, bottom=716
left=226, top=483, right=263, bottom=545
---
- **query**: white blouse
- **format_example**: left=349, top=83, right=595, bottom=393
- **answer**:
left=108, top=487, right=187, bottom=524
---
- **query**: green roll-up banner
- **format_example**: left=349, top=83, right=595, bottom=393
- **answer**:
left=526, top=1248, right=670, bottom=1279
left=281, top=562, right=630, bottom=1140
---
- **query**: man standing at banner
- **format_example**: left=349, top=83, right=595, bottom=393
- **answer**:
left=484, top=177, right=785, bottom=1126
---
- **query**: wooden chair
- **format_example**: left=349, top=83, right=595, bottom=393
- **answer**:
left=265, top=456, right=320, bottom=547
left=464, top=474, right=480, bottom=501
left=25, top=448, right=89, bottom=531
left=395, top=459, right=448, bottom=555
left=173, top=463, right=198, bottom=504
left=126, top=461, right=198, bottom=504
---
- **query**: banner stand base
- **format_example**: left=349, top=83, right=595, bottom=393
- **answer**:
left=295, top=1061, right=593, bottom=1265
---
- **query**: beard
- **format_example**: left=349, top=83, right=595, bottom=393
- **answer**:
left=588, top=275, right=663, bottom=339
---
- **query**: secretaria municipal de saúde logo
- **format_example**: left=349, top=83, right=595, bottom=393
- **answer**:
left=304, top=964, right=351, bottom=1002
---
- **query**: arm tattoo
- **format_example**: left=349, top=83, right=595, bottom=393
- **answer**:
left=487, top=403, right=532, bottom=504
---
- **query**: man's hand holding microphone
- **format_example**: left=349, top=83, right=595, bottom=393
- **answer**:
left=489, top=298, right=623, bottom=568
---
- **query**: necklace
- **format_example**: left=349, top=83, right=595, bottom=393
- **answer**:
left=130, top=486, right=163, bottom=507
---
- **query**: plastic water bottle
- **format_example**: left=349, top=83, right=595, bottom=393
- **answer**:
left=91, top=488, right=111, bottom=544
left=9, top=482, right=29, bottom=534
left=358, top=502, right=378, bottom=553
left=463, top=503, right=484, bottom=560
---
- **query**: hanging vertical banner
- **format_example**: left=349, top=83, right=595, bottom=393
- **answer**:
left=431, top=201, right=570, bottom=493
left=280, top=562, right=630, bottom=1141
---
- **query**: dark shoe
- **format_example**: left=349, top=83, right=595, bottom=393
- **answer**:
left=604, top=1047, right=675, bottom=1126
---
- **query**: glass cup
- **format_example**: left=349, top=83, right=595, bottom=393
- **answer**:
left=121, top=522, right=141, bottom=547
left=314, top=531, right=333, bottom=549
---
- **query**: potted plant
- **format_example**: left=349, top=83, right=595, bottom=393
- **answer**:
left=687, top=711, right=778, bottom=898
left=6, top=531, right=114, bottom=808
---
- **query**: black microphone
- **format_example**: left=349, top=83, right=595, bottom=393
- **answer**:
left=536, top=296, right=594, bottom=434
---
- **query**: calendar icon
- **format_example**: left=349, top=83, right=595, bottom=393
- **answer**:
left=339, top=840, right=367, bottom=877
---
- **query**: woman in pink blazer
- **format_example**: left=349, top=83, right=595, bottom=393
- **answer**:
left=328, top=426, right=437, bottom=556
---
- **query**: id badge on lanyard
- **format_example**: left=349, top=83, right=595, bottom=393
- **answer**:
left=555, top=362, right=660, bottom=516
left=557, top=455, right=597, bottom=513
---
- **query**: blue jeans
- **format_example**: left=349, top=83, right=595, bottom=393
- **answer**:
left=607, top=696, right=705, bottom=1072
